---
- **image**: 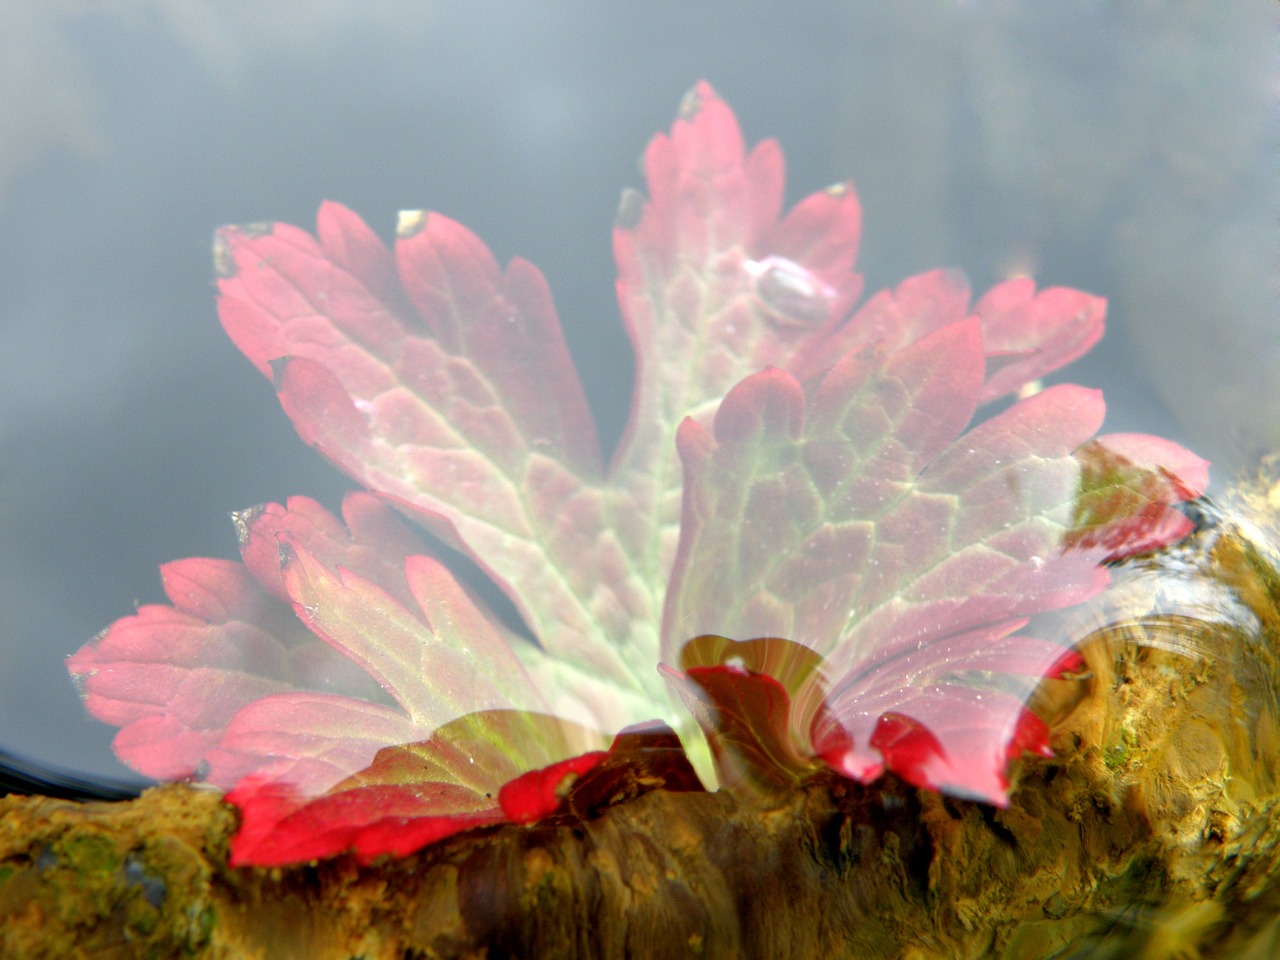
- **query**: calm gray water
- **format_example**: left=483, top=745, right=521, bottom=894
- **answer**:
left=0, top=1, right=1273, bottom=786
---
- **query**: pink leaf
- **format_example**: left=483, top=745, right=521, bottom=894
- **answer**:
left=790, top=269, right=973, bottom=380
left=663, top=304, right=1206, bottom=802
left=66, top=558, right=305, bottom=780
left=204, top=691, right=427, bottom=793
left=279, top=542, right=540, bottom=725
left=70, top=81, right=1211, bottom=865
left=973, top=279, right=1106, bottom=402
left=66, top=495, right=514, bottom=785
left=1066, top=433, right=1210, bottom=561
left=790, top=269, right=1106, bottom=402
left=235, top=492, right=431, bottom=609
left=227, top=774, right=504, bottom=867
left=609, top=82, right=864, bottom=583
left=217, top=201, right=628, bottom=685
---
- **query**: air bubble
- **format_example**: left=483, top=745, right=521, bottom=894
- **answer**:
left=744, top=256, right=835, bottom=328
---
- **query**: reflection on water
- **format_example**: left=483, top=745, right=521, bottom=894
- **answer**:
left=0, top=79, right=1262, bottom=959
left=0, top=0, right=1270, bottom=791
left=0, top=3, right=1274, bottom=958
left=57, top=82, right=1210, bottom=865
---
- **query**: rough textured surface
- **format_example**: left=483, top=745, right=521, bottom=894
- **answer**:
left=6, top=489, right=1280, bottom=958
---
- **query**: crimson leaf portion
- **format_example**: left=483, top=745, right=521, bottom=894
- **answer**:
left=228, top=717, right=697, bottom=866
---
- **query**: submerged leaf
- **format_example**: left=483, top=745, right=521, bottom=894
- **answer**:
left=608, top=81, right=865, bottom=588
left=69, top=81, right=1210, bottom=865
left=217, top=202, right=639, bottom=697
left=661, top=309, right=1205, bottom=801
left=66, top=558, right=328, bottom=781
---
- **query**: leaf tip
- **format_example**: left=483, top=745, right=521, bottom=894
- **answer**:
left=275, top=537, right=298, bottom=575
left=498, top=751, right=608, bottom=824
left=713, top=365, right=805, bottom=443
left=675, top=415, right=714, bottom=464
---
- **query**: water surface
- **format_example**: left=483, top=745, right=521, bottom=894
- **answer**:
left=0, top=0, right=1272, bottom=787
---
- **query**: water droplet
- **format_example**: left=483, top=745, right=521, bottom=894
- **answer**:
left=678, top=84, right=704, bottom=120
left=614, top=188, right=645, bottom=230
left=744, top=256, right=835, bottom=328
left=213, top=235, right=236, bottom=279
left=1017, top=379, right=1045, bottom=400
left=397, top=209, right=427, bottom=238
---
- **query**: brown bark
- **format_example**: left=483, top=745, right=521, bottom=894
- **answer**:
left=4, top=489, right=1280, bottom=959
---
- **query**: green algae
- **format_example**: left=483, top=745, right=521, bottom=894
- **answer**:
left=53, top=830, right=121, bottom=876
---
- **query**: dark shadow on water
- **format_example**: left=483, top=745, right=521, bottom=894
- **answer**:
left=0, top=748, right=146, bottom=802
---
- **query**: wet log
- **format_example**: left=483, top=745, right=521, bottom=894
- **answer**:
left=5, top=490, right=1280, bottom=959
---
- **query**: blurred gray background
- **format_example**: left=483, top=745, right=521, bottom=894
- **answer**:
left=0, top=1, right=1274, bottom=785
